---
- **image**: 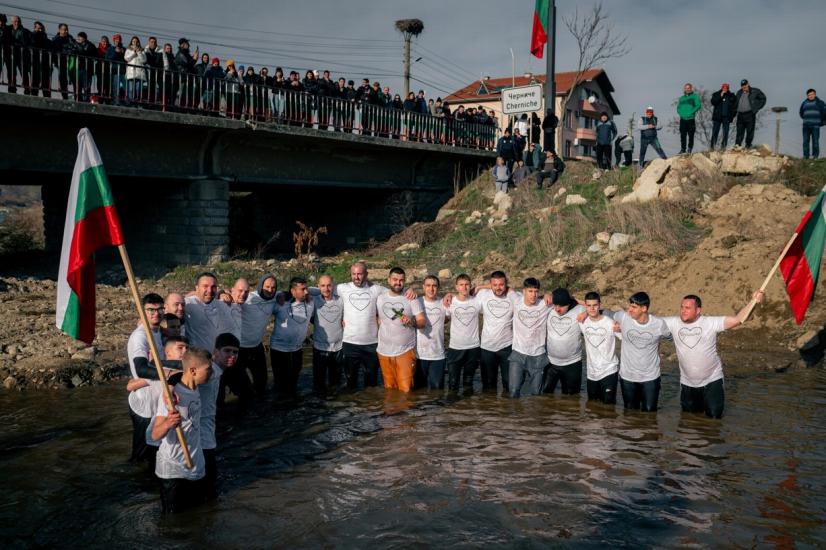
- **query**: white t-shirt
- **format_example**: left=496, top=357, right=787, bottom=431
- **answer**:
left=337, top=282, right=387, bottom=345
left=476, top=289, right=519, bottom=352
left=417, top=297, right=446, bottom=361
left=581, top=316, right=619, bottom=381
left=197, top=363, right=224, bottom=450
left=184, top=296, right=239, bottom=351
left=662, top=315, right=726, bottom=387
left=126, top=325, right=165, bottom=379
left=239, top=291, right=276, bottom=348
left=139, top=380, right=165, bottom=447
left=546, top=304, right=586, bottom=366
left=376, top=293, right=423, bottom=357
left=154, top=383, right=205, bottom=481
left=311, top=294, right=344, bottom=352
left=614, top=310, right=671, bottom=383
left=269, top=300, right=314, bottom=353
left=511, top=298, right=551, bottom=357
left=446, top=295, right=481, bottom=350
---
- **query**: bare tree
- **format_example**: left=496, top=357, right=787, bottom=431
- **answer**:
left=559, top=2, right=630, bottom=135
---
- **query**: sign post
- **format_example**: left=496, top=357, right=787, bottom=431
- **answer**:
left=501, top=84, right=544, bottom=116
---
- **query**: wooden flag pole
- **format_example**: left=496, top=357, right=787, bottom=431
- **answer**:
left=742, top=231, right=799, bottom=321
left=118, top=244, right=193, bottom=469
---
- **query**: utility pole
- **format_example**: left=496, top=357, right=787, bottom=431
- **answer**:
left=403, top=37, right=411, bottom=98
left=395, top=19, right=424, bottom=99
left=543, top=0, right=557, bottom=152
left=771, top=106, right=787, bottom=154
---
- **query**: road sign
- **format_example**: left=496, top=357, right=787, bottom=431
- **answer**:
left=501, top=84, right=544, bottom=115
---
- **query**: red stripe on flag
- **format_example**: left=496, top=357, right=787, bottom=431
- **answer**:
left=530, top=12, right=548, bottom=58
left=780, top=210, right=815, bottom=324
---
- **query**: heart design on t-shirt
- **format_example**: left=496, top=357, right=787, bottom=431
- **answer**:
left=549, top=316, right=573, bottom=336
left=486, top=300, right=511, bottom=319
left=382, top=302, right=406, bottom=321
left=627, top=329, right=654, bottom=349
left=349, top=291, right=371, bottom=311
left=518, top=309, right=543, bottom=328
left=584, top=326, right=607, bottom=348
left=453, top=306, right=477, bottom=326
left=678, top=327, right=702, bottom=349
left=318, top=304, right=342, bottom=324
left=426, top=307, right=442, bottom=324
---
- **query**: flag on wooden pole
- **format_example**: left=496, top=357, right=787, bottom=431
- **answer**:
left=530, top=0, right=550, bottom=58
left=56, top=128, right=124, bottom=344
left=780, top=185, right=826, bottom=324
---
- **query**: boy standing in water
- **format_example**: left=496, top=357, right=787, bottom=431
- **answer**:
left=152, top=347, right=212, bottom=513
left=581, top=292, right=619, bottom=405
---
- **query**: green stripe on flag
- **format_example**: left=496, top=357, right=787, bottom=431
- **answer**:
left=802, top=193, right=826, bottom=288
left=74, top=165, right=116, bottom=223
left=59, top=290, right=81, bottom=339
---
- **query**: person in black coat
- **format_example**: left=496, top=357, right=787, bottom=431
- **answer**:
left=8, top=15, right=31, bottom=94
left=174, top=38, right=198, bottom=111
left=710, top=83, right=736, bottom=150
left=50, top=23, right=74, bottom=99
left=29, top=21, right=52, bottom=97
left=72, top=31, right=97, bottom=101
left=733, top=79, right=766, bottom=148
left=542, top=108, right=559, bottom=152
left=496, top=129, right=519, bottom=171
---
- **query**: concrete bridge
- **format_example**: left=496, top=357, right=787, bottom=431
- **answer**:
left=0, top=93, right=494, bottom=265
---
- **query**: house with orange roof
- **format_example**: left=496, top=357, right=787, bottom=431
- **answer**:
left=443, top=68, right=620, bottom=161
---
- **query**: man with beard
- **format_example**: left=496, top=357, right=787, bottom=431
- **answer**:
left=184, top=272, right=237, bottom=351
left=237, top=273, right=277, bottom=397
left=375, top=268, right=425, bottom=393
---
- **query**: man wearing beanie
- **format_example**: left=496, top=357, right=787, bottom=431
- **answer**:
left=544, top=288, right=586, bottom=395
left=733, top=79, right=766, bottom=148
left=710, top=83, right=736, bottom=150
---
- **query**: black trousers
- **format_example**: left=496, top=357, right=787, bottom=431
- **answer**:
left=711, top=120, right=731, bottom=149
left=543, top=360, right=582, bottom=395
left=536, top=169, right=560, bottom=188
left=203, top=448, right=217, bottom=500
left=129, top=409, right=152, bottom=462
left=313, top=348, right=343, bottom=393
left=218, top=364, right=253, bottom=408
left=620, top=376, right=661, bottom=412
left=586, top=372, right=618, bottom=404
left=160, top=477, right=204, bottom=514
left=446, top=347, right=481, bottom=391
left=480, top=347, right=511, bottom=392
left=270, top=349, right=304, bottom=396
left=342, top=342, right=380, bottom=389
left=735, top=112, right=756, bottom=147
left=679, top=118, right=696, bottom=152
left=595, top=144, right=612, bottom=169
left=238, top=343, right=268, bottom=396
left=680, top=379, right=725, bottom=418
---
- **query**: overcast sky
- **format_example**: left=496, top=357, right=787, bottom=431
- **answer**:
left=7, top=0, right=825, bottom=154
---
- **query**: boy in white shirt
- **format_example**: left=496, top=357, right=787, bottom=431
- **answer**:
left=416, top=275, right=447, bottom=390
left=581, top=292, right=619, bottom=405
left=509, top=278, right=551, bottom=398
left=152, top=347, right=212, bottom=514
left=662, top=291, right=763, bottom=418
left=544, top=288, right=586, bottom=396
left=376, top=267, right=425, bottom=393
left=445, top=274, right=481, bottom=391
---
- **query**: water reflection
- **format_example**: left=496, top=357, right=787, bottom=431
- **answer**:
left=0, top=367, right=825, bottom=548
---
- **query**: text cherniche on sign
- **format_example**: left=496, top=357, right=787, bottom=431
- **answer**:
left=501, top=84, right=544, bottom=115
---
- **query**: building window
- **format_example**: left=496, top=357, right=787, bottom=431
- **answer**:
left=565, top=109, right=573, bottom=129
left=583, top=117, right=593, bottom=129
left=565, top=140, right=572, bottom=158
left=582, top=144, right=592, bottom=157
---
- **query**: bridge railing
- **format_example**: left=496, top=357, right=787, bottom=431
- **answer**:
left=0, top=45, right=498, bottom=150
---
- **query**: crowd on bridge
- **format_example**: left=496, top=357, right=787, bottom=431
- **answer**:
left=0, top=14, right=497, bottom=149
left=125, top=262, right=763, bottom=513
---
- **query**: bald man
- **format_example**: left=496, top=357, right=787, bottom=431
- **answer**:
left=164, top=292, right=185, bottom=338
left=228, top=278, right=250, bottom=335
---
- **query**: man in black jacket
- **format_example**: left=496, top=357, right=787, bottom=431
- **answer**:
left=536, top=150, right=565, bottom=189
left=30, top=21, right=52, bottom=97
left=73, top=31, right=97, bottom=101
left=143, top=36, right=163, bottom=107
left=496, top=129, right=518, bottom=171
left=710, top=83, right=736, bottom=150
left=734, top=79, right=766, bottom=148
left=51, top=22, right=74, bottom=99
left=174, top=38, right=198, bottom=111
left=8, top=15, right=31, bottom=94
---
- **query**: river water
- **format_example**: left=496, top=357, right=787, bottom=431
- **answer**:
left=1, top=364, right=825, bottom=548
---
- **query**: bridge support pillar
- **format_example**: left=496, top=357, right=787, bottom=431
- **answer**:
left=165, top=178, right=230, bottom=264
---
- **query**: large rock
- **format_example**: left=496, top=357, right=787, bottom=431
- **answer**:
left=603, top=185, right=618, bottom=198
left=624, top=158, right=672, bottom=203
left=691, top=154, right=718, bottom=179
left=721, top=151, right=759, bottom=175
left=395, top=242, right=420, bottom=252
left=438, top=268, right=452, bottom=279
left=493, top=191, right=512, bottom=213
left=566, top=194, right=587, bottom=206
left=608, top=232, right=634, bottom=251
left=595, top=231, right=611, bottom=244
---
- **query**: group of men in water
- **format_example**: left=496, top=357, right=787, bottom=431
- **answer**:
left=125, top=261, right=763, bottom=512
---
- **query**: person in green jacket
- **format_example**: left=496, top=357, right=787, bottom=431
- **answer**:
left=677, top=83, right=702, bottom=154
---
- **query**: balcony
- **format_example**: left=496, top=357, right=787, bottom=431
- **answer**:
left=574, top=127, right=596, bottom=142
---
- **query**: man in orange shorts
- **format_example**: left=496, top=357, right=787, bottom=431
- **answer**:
left=376, top=267, right=425, bottom=392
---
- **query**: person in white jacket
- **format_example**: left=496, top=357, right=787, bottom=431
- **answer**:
left=124, top=36, right=147, bottom=104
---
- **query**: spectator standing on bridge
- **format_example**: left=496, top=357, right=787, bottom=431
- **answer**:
left=243, top=66, right=261, bottom=120
left=174, top=38, right=198, bottom=112
left=677, top=83, right=702, bottom=154
left=225, top=61, right=242, bottom=119
left=124, top=36, right=147, bottom=105
left=0, top=15, right=9, bottom=92
left=194, top=52, right=209, bottom=109
left=8, top=16, right=31, bottom=95
left=595, top=112, right=617, bottom=170
left=73, top=32, right=97, bottom=102
left=638, top=106, right=667, bottom=167
left=30, top=21, right=52, bottom=98
left=710, top=83, right=736, bottom=150
left=733, top=79, right=766, bottom=148
left=800, top=88, right=826, bottom=159
left=96, top=35, right=114, bottom=101
left=143, top=37, right=162, bottom=107
left=51, top=23, right=74, bottom=100
left=110, top=34, right=126, bottom=103
left=317, top=70, right=334, bottom=130
left=161, top=43, right=175, bottom=110
left=202, top=57, right=223, bottom=114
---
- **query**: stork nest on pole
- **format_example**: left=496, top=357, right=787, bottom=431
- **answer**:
left=394, top=19, right=424, bottom=38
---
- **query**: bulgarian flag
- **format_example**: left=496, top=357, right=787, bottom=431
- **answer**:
left=780, top=185, right=826, bottom=324
left=530, top=0, right=550, bottom=58
left=56, top=129, right=124, bottom=343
